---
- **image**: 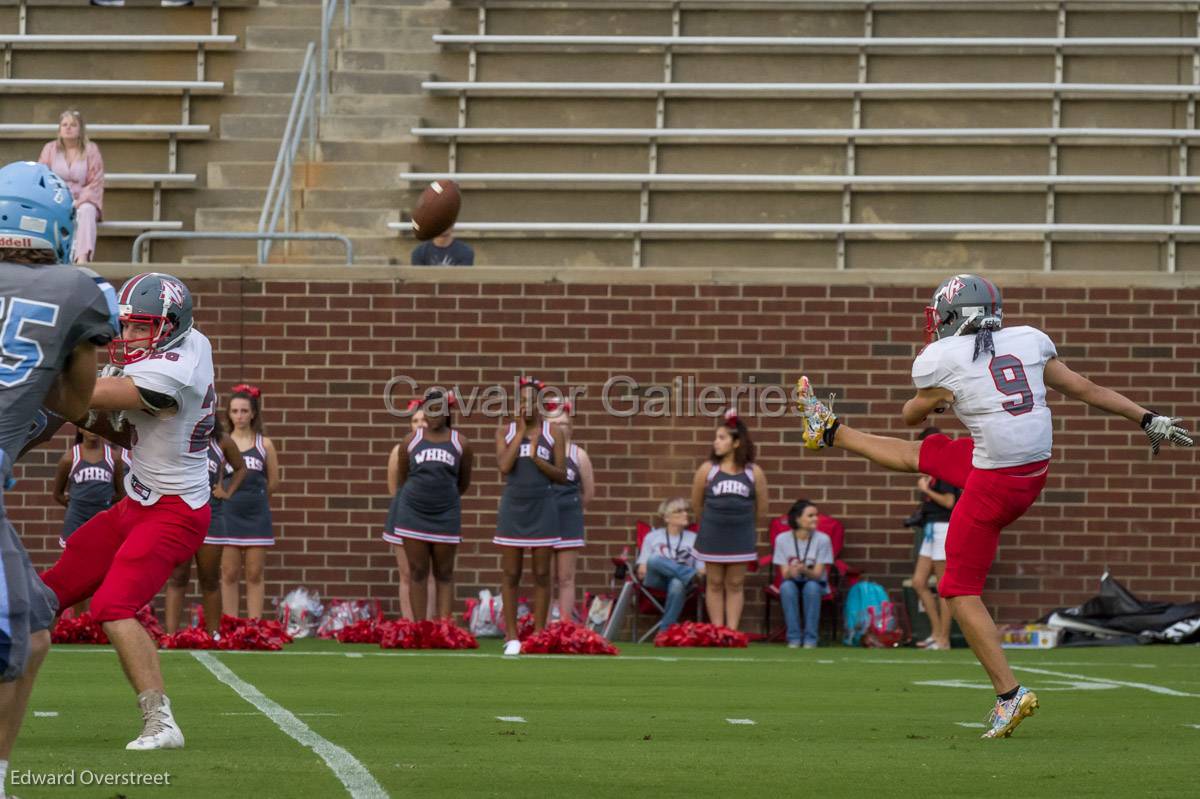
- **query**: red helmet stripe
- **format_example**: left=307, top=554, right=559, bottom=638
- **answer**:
left=119, top=272, right=153, bottom=305
left=979, top=275, right=999, bottom=313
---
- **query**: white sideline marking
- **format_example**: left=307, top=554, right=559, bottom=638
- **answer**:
left=1011, top=666, right=1200, bottom=698
left=33, top=711, right=59, bottom=717
left=1185, top=724, right=1200, bottom=729
left=955, top=722, right=986, bottom=729
left=726, top=718, right=756, bottom=725
left=193, top=652, right=386, bottom=798
left=917, top=678, right=1116, bottom=692
left=345, top=653, right=364, bottom=658
left=496, top=716, right=526, bottom=723
left=222, top=711, right=341, bottom=717
left=817, top=660, right=835, bottom=664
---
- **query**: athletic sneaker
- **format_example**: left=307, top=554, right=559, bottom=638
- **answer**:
left=126, top=691, right=185, bottom=750
left=795, top=376, right=838, bottom=450
left=503, top=639, right=521, bottom=657
left=981, top=687, right=1039, bottom=739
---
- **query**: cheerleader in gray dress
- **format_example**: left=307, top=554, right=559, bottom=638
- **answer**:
left=690, top=410, right=769, bottom=631
left=495, top=377, right=567, bottom=655
left=384, top=400, right=435, bottom=620
left=219, top=385, right=280, bottom=620
left=544, top=400, right=594, bottom=625
left=386, top=390, right=473, bottom=621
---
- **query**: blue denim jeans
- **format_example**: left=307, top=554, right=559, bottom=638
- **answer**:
left=643, top=555, right=696, bottom=629
left=780, top=578, right=825, bottom=646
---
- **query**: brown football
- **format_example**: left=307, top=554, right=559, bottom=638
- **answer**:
left=410, top=179, right=462, bottom=241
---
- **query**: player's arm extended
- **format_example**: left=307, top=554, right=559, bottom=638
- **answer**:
left=44, top=342, right=98, bottom=422
left=902, top=387, right=955, bottom=426
left=87, top=376, right=177, bottom=413
left=1043, top=358, right=1147, bottom=423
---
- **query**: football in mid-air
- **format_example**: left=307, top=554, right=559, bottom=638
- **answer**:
left=410, top=179, right=462, bottom=241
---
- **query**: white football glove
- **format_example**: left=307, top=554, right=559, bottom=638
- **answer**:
left=98, top=363, right=124, bottom=379
left=1140, top=413, right=1194, bottom=455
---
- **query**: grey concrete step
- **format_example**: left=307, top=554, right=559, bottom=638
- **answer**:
left=302, top=188, right=411, bottom=210
left=350, top=6, right=461, bottom=29
left=344, top=27, right=442, bottom=52
left=212, top=94, right=295, bottom=116
left=207, top=161, right=411, bottom=189
left=244, top=26, right=321, bottom=51
left=328, top=93, right=436, bottom=116
left=337, top=49, right=443, bottom=72
left=234, top=69, right=428, bottom=95
left=295, top=208, right=400, bottom=235
left=284, top=235, right=402, bottom=259
left=320, top=115, right=421, bottom=142
left=317, top=140, right=420, bottom=163
left=220, top=114, right=290, bottom=141
left=195, top=207, right=270, bottom=233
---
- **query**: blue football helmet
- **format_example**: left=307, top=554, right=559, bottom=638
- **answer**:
left=0, top=161, right=75, bottom=263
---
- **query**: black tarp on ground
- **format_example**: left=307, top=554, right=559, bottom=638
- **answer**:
left=1043, top=573, right=1200, bottom=646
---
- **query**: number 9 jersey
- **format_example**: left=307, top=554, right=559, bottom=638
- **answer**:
left=911, top=325, right=1057, bottom=469
left=122, top=328, right=215, bottom=509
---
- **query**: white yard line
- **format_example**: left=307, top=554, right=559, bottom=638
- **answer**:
left=496, top=716, right=526, bottom=723
left=726, top=718, right=757, bottom=725
left=32, top=711, right=59, bottom=717
left=955, top=722, right=986, bottom=729
left=1010, top=666, right=1200, bottom=698
left=192, top=652, right=387, bottom=799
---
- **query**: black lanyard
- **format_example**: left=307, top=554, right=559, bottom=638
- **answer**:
left=665, top=531, right=683, bottom=562
left=792, top=532, right=815, bottom=566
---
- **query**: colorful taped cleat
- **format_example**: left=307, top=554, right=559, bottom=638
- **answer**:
left=795, top=376, right=839, bottom=450
left=981, top=687, right=1039, bottom=739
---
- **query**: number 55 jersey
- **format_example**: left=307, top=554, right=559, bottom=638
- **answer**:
left=122, top=329, right=215, bottom=509
left=911, top=325, right=1057, bottom=469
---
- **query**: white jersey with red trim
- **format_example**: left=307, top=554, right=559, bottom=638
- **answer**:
left=121, top=329, right=215, bottom=509
left=911, top=325, right=1057, bottom=469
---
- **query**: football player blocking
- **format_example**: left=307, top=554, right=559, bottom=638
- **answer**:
left=0, top=162, right=120, bottom=798
left=796, top=274, right=1194, bottom=740
left=38, top=271, right=214, bottom=752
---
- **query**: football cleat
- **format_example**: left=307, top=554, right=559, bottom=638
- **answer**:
left=796, top=376, right=838, bottom=450
left=981, top=687, right=1039, bottom=740
left=126, top=691, right=185, bottom=750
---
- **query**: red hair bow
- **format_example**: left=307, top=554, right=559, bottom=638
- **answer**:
left=420, top=389, right=458, bottom=408
left=405, top=399, right=422, bottom=413
left=545, top=398, right=572, bottom=414
left=232, top=383, right=262, bottom=399
left=723, top=408, right=739, bottom=428
left=519, top=376, right=545, bottom=390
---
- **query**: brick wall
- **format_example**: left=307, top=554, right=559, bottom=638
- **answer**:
left=10, top=271, right=1199, bottom=629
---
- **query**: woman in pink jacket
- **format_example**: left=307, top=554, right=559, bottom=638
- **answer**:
left=38, top=108, right=104, bottom=263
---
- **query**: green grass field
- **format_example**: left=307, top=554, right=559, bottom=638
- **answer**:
left=12, top=639, right=1200, bottom=798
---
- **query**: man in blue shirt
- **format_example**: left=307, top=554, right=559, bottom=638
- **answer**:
left=411, top=227, right=475, bottom=266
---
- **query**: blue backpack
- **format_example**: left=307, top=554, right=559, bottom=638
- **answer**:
left=842, top=581, right=890, bottom=646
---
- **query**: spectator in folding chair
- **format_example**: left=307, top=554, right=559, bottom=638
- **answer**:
left=38, top=109, right=104, bottom=264
left=635, top=497, right=702, bottom=632
left=691, top=409, right=768, bottom=631
left=763, top=506, right=852, bottom=643
left=771, top=500, right=834, bottom=648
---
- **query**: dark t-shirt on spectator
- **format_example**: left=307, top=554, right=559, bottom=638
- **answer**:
left=919, top=479, right=960, bottom=524
left=410, top=240, right=475, bottom=266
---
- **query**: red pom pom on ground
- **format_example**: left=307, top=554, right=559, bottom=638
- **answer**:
left=654, top=622, right=749, bottom=648
left=50, top=609, right=109, bottom=645
left=520, top=622, right=619, bottom=655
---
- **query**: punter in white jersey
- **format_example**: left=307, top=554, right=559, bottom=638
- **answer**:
left=911, top=322, right=1057, bottom=469
left=796, top=273, right=1193, bottom=740
left=41, top=272, right=215, bottom=752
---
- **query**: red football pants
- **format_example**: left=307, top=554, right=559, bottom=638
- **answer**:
left=41, top=495, right=210, bottom=622
left=918, top=434, right=1049, bottom=598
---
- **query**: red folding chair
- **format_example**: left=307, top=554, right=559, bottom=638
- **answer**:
left=606, top=521, right=703, bottom=642
left=760, top=513, right=854, bottom=643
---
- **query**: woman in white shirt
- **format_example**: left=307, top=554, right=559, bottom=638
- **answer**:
left=636, top=497, right=701, bottom=629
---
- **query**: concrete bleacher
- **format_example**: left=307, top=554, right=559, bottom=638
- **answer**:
left=394, top=0, right=1200, bottom=271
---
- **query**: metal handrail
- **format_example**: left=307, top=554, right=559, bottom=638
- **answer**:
left=255, top=0, right=350, bottom=263
left=132, top=231, right=354, bottom=265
